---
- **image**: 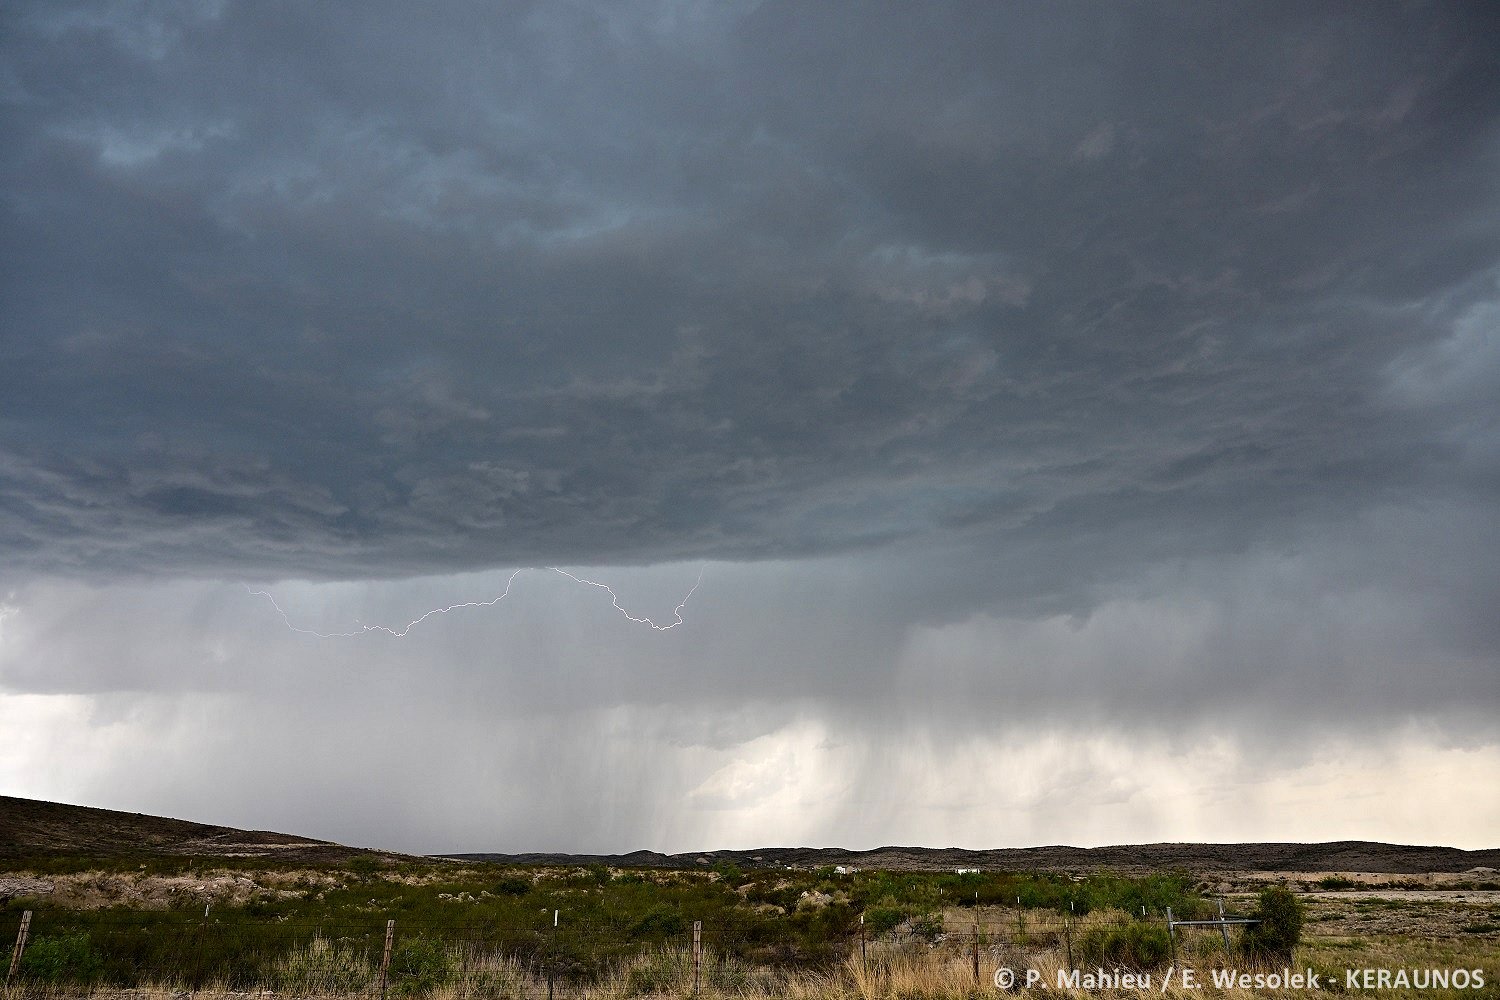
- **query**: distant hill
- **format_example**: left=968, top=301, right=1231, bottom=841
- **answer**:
left=4, top=796, right=1495, bottom=874
left=446, top=841, right=1500, bottom=875
left=0, top=795, right=379, bottom=864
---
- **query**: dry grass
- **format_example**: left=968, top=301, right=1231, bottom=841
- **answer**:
left=4, top=919, right=1496, bottom=1000
left=5, top=943, right=1495, bottom=1000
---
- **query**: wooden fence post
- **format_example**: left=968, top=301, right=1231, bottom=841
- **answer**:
left=379, top=919, right=395, bottom=1000
left=1063, top=917, right=1072, bottom=971
left=1218, top=899, right=1232, bottom=952
left=971, top=927, right=980, bottom=982
left=692, top=921, right=702, bottom=994
left=6, top=911, right=31, bottom=987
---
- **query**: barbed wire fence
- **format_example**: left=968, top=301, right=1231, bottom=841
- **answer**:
left=2, top=905, right=1239, bottom=996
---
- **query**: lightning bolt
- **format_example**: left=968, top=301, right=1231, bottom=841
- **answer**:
left=548, top=566, right=702, bottom=630
left=248, top=565, right=703, bottom=638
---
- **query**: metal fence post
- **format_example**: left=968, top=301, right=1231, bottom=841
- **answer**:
left=1166, top=907, right=1176, bottom=965
left=457, top=934, right=470, bottom=1000
left=6, top=911, right=31, bottom=987
left=548, top=909, right=558, bottom=1000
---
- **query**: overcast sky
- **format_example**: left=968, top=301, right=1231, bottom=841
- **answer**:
left=2, top=1, right=1498, bottom=853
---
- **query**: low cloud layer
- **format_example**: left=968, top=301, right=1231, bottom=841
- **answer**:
left=2, top=1, right=1497, bottom=850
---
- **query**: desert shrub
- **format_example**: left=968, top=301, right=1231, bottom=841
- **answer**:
left=493, top=874, right=532, bottom=895
left=621, top=946, right=753, bottom=995
left=790, top=899, right=858, bottom=958
left=631, top=904, right=688, bottom=937
left=1241, top=886, right=1304, bottom=960
left=346, top=855, right=383, bottom=876
left=1064, top=872, right=1204, bottom=919
left=908, top=913, right=943, bottom=942
left=274, top=935, right=374, bottom=994
left=389, top=937, right=453, bottom=996
left=0, top=861, right=1211, bottom=989
left=864, top=903, right=906, bottom=934
left=1319, top=876, right=1356, bottom=890
left=9, top=931, right=103, bottom=983
left=1075, top=921, right=1170, bottom=969
left=624, top=948, right=689, bottom=995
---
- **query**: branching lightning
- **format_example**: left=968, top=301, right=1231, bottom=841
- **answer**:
left=548, top=567, right=701, bottom=630
left=248, top=566, right=703, bottom=638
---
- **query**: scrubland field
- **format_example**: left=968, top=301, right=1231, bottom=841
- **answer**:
left=2, top=797, right=1497, bottom=999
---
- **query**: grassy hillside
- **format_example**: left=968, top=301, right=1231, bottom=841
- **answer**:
left=0, top=795, right=378, bottom=867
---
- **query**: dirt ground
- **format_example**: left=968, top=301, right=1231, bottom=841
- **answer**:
left=1263, top=888, right=1500, bottom=942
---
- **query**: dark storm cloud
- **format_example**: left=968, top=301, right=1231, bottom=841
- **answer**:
left=6, top=1, right=1500, bottom=855
left=2, top=0, right=1498, bottom=595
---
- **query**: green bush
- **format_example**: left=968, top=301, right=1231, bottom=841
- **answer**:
left=1075, top=921, right=1170, bottom=969
left=631, top=904, right=688, bottom=936
left=1241, top=886, right=1303, bottom=960
left=390, top=937, right=453, bottom=996
left=11, top=932, right=104, bottom=983
left=864, top=904, right=906, bottom=934
left=911, top=913, right=945, bottom=942
left=493, top=874, right=532, bottom=895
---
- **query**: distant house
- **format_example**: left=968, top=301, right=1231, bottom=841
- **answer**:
left=955, top=867, right=980, bottom=874
left=834, top=865, right=859, bottom=874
